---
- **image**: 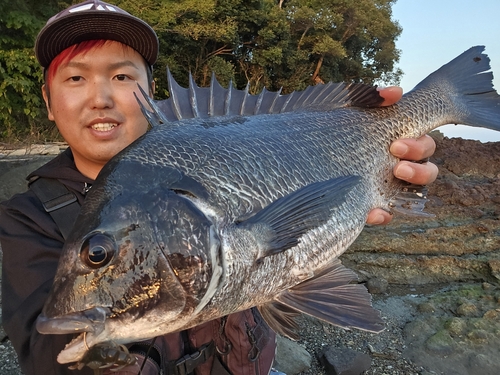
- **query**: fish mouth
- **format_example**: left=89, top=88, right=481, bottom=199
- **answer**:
left=36, top=307, right=110, bottom=363
left=36, top=306, right=109, bottom=335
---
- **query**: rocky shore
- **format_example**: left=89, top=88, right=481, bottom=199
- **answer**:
left=1, top=134, right=499, bottom=374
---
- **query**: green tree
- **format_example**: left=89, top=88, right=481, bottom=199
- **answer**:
left=0, top=0, right=61, bottom=142
left=128, top=0, right=402, bottom=96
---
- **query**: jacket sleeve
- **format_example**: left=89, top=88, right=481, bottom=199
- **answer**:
left=0, top=190, right=92, bottom=375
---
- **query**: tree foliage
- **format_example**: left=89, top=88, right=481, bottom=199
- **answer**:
left=126, top=0, right=402, bottom=96
left=0, top=0, right=62, bottom=142
left=0, top=0, right=402, bottom=142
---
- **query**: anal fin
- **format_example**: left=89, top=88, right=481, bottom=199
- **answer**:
left=259, top=260, right=385, bottom=340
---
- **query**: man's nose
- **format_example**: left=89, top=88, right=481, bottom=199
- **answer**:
left=88, top=79, right=114, bottom=109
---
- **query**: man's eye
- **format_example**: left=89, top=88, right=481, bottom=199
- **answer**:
left=116, top=74, right=129, bottom=81
left=70, top=76, right=82, bottom=82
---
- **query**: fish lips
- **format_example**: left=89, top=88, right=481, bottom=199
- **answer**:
left=36, top=306, right=109, bottom=336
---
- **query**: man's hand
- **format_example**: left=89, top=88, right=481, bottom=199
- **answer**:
left=366, top=87, right=439, bottom=225
left=366, top=135, right=439, bottom=225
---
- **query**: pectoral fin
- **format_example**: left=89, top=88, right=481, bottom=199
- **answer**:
left=259, top=260, right=384, bottom=340
left=238, top=176, right=361, bottom=260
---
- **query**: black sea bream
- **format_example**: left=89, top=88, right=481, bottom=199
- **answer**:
left=37, top=46, right=500, bottom=365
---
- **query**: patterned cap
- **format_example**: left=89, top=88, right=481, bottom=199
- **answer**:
left=35, top=0, right=158, bottom=68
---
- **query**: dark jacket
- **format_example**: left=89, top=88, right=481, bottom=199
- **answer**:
left=0, top=148, right=276, bottom=375
left=0, top=149, right=94, bottom=375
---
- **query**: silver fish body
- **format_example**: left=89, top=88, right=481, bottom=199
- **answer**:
left=36, top=46, right=500, bottom=364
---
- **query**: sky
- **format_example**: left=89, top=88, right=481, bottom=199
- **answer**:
left=391, top=0, right=500, bottom=142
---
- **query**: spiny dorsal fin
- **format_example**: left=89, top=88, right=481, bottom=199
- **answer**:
left=134, top=85, right=169, bottom=127
left=188, top=73, right=200, bottom=118
left=153, top=70, right=384, bottom=122
left=209, top=73, right=227, bottom=116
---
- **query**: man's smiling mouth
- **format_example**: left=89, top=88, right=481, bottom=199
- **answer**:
left=91, top=123, right=119, bottom=131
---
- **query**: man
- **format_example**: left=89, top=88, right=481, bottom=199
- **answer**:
left=0, top=1, right=438, bottom=374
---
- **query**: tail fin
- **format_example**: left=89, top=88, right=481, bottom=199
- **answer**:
left=412, top=46, right=500, bottom=131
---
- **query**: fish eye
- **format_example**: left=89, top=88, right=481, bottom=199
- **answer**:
left=81, top=234, right=116, bottom=269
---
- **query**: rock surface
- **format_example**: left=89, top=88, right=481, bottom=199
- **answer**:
left=274, top=336, right=312, bottom=374
left=344, top=133, right=500, bottom=285
left=0, top=135, right=499, bottom=375
left=318, top=346, right=371, bottom=375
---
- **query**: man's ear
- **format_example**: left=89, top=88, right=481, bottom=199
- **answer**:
left=42, top=84, right=55, bottom=121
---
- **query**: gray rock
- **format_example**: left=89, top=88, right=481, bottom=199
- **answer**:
left=456, top=302, right=479, bottom=317
left=273, top=335, right=312, bottom=375
left=366, top=277, right=388, bottom=294
left=467, top=353, right=499, bottom=375
left=424, top=329, right=455, bottom=355
left=0, top=156, right=54, bottom=202
left=318, top=347, right=371, bottom=375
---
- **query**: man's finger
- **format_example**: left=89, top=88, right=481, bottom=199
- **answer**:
left=366, top=208, right=393, bottom=225
left=377, top=86, right=403, bottom=106
left=394, top=161, right=439, bottom=185
left=390, top=135, right=436, bottom=160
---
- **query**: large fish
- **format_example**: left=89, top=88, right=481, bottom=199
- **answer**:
left=37, top=46, right=500, bottom=365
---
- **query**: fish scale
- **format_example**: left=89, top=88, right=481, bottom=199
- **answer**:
left=129, top=110, right=389, bottom=218
left=36, top=46, right=500, bottom=366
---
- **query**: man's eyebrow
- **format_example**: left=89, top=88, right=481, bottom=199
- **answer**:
left=62, top=60, right=141, bottom=71
left=108, top=61, right=141, bottom=71
left=61, top=61, right=87, bottom=70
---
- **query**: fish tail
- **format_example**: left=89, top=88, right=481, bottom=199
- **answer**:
left=413, top=46, right=500, bottom=132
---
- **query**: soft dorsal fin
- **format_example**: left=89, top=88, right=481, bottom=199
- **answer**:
left=150, top=70, right=384, bottom=122
left=390, top=183, right=433, bottom=217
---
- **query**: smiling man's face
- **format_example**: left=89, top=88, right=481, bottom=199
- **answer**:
left=43, top=40, right=153, bottom=179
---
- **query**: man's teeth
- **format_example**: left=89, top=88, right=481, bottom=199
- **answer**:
left=91, top=123, right=118, bottom=131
